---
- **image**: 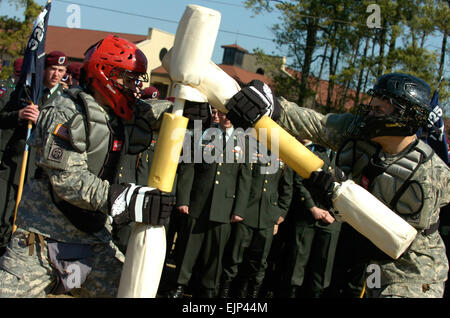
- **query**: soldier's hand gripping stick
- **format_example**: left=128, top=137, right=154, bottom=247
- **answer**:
left=147, top=5, right=221, bottom=193
left=110, top=184, right=175, bottom=298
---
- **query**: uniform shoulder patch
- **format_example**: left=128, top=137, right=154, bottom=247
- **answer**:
left=53, top=123, right=70, bottom=141
left=0, top=87, right=6, bottom=98
left=48, top=141, right=65, bottom=163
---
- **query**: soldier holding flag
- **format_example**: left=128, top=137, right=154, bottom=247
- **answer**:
left=0, top=26, right=207, bottom=298
left=0, top=1, right=54, bottom=255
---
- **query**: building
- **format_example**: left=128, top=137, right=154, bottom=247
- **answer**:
left=44, top=26, right=173, bottom=88
left=2, top=25, right=363, bottom=111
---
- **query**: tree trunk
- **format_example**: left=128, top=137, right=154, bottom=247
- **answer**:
left=438, top=29, right=447, bottom=81
left=385, top=29, right=398, bottom=73
left=299, top=17, right=319, bottom=107
left=315, top=42, right=329, bottom=93
left=355, top=36, right=370, bottom=107
left=327, top=43, right=340, bottom=112
left=340, top=38, right=360, bottom=110
left=376, top=27, right=387, bottom=78
left=363, top=36, right=377, bottom=94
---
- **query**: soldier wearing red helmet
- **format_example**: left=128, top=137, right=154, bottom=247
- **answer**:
left=82, top=36, right=149, bottom=120
left=0, top=35, right=208, bottom=297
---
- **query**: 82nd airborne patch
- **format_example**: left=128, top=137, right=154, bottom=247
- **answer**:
left=48, top=140, right=65, bottom=163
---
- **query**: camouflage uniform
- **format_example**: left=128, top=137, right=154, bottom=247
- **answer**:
left=0, top=90, right=171, bottom=297
left=277, top=98, right=450, bottom=298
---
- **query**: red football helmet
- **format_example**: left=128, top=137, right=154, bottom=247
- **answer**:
left=83, top=35, right=148, bottom=120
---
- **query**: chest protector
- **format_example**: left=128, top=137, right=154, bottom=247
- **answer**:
left=336, top=138, right=434, bottom=230
left=65, top=89, right=124, bottom=179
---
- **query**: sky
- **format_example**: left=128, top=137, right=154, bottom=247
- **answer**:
left=0, top=0, right=283, bottom=64
left=0, top=0, right=446, bottom=77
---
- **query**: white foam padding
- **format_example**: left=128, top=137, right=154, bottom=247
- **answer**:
left=333, top=180, right=417, bottom=259
left=169, top=5, right=221, bottom=86
left=117, top=224, right=166, bottom=298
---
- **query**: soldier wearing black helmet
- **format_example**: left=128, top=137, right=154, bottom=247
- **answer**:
left=224, top=73, right=449, bottom=298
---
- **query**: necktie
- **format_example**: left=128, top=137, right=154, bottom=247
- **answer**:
left=41, top=88, right=51, bottom=105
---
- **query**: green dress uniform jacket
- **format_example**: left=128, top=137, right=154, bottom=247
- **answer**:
left=235, top=158, right=293, bottom=229
left=220, top=147, right=293, bottom=295
left=176, top=130, right=252, bottom=224
left=174, top=127, right=252, bottom=293
left=287, top=143, right=341, bottom=296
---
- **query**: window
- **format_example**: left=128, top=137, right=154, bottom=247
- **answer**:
left=223, top=48, right=235, bottom=65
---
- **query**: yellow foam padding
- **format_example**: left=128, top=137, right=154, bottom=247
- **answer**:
left=148, top=113, right=189, bottom=192
left=254, top=116, right=324, bottom=179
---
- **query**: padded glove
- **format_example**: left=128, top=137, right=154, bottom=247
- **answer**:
left=183, top=101, right=211, bottom=129
left=225, top=80, right=281, bottom=130
left=304, top=167, right=347, bottom=210
left=109, top=183, right=176, bottom=226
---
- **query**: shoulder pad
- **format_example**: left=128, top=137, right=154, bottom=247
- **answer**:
left=415, top=139, right=434, bottom=163
left=67, top=113, right=88, bottom=153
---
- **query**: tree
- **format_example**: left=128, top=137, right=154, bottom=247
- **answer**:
left=245, top=0, right=328, bottom=107
left=245, top=0, right=448, bottom=113
left=0, top=0, right=42, bottom=79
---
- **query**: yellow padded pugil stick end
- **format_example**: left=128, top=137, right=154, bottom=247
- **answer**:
left=148, top=113, right=189, bottom=192
left=254, top=116, right=324, bottom=179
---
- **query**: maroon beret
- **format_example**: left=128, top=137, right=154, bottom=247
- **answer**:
left=45, top=51, right=68, bottom=67
left=13, top=58, right=24, bottom=77
left=142, top=86, right=160, bottom=100
left=66, top=62, right=83, bottom=80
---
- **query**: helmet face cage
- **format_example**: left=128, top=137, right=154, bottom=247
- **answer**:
left=355, top=74, right=431, bottom=138
left=109, top=67, right=149, bottom=104
left=367, top=89, right=429, bottom=128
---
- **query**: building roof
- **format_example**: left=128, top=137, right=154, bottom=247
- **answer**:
left=221, top=44, right=249, bottom=54
left=151, top=63, right=271, bottom=87
left=45, top=26, right=147, bottom=60
left=218, top=64, right=271, bottom=86
left=285, top=68, right=368, bottom=110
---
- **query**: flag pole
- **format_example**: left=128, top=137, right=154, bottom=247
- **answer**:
left=11, top=0, right=52, bottom=233
left=12, top=120, right=33, bottom=233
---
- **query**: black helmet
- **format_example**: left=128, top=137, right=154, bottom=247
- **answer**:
left=356, top=73, right=431, bottom=138
left=369, top=73, right=431, bottom=111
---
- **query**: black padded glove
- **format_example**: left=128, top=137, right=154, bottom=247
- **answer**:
left=109, top=183, right=176, bottom=226
left=304, top=167, right=347, bottom=210
left=225, top=80, right=281, bottom=130
left=183, top=101, right=211, bottom=129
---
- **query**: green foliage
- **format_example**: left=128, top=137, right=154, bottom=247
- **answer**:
left=245, top=0, right=449, bottom=116
left=0, top=0, right=42, bottom=79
